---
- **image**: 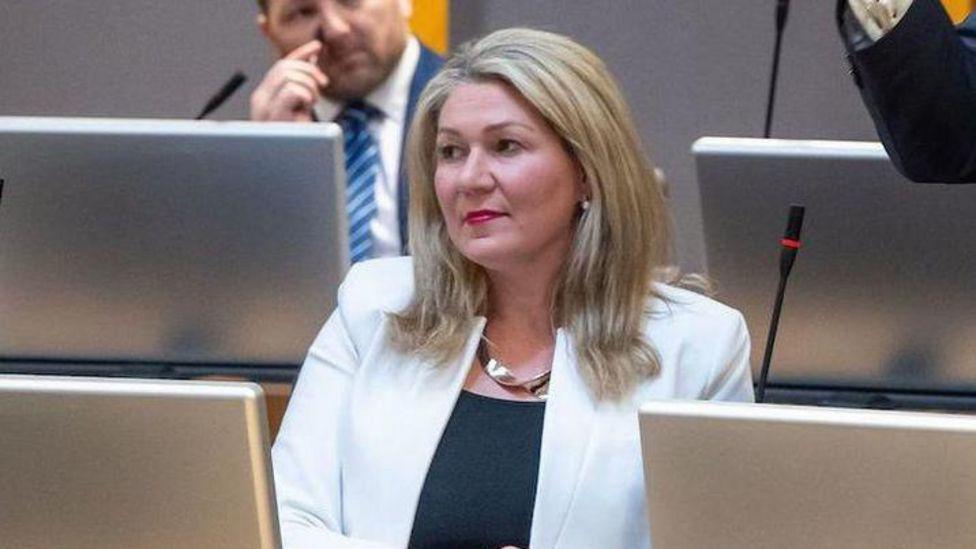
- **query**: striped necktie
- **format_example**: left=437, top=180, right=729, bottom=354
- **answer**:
left=337, top=101, right=381, bottom=263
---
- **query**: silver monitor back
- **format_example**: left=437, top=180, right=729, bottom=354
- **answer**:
left=695, top=137, right=976, bottom=392
left=640, top=400, right=976, bottom=549
left=0, top=375, right=280, bottom=549
left=0, top=117, right=347, bottom=367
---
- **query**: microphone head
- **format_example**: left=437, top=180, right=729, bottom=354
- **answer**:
left=217, top=72, right=247, bottom=101
left=227, top=71, right=247, bottom=90
left=784, top=204, right=805, bottom=241
left=196, top=71, right=248, bottom=120
left=775, top=0, right=791, bottom=31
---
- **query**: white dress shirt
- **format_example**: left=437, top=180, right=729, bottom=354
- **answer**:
left=315, top=37, right=421, bottom=257
left=848, top=0, right=914, bottom=40
left=272, top=257, right=755, bottom=548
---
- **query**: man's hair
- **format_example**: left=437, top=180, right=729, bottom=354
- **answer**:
left=390, top=28, right=675, bottom=400
left=256, top=0, right=268, bottom=13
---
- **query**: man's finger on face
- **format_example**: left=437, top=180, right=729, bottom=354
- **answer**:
left=284, top=39, right=323, bottom=62
left=250, top=59, right=325, bottom=121
left=275, top=81, right=317, bottom=109
left=270, top=66, right=324, bottom=98
left=274, top=59, right=328, bottom=89
left=270, top=82, right=317, bottom=119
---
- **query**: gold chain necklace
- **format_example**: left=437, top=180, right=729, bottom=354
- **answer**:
left=476, top=336, right=551, bottom=400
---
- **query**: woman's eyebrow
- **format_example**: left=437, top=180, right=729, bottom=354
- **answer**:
left=437, top=121, right=535, bottom=135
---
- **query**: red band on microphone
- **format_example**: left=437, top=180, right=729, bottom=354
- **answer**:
left=780, top=238, right=801, bottom=249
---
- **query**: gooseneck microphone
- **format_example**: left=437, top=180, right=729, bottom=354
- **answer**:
left=755, top=204, right=805, bottom=403
left=195, top=71, right=248, bottom=120
left=763, top=0, right=791, bottom=138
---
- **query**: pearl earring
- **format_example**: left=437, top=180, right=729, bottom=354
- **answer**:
left=580, top=199, right=591, bottom=211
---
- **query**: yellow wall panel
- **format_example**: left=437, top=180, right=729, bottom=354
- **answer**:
left=410, top=0, right=449, bottom=55
left=943, top=0, right=974, bottom=23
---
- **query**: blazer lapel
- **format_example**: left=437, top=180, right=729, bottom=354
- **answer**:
left=344, top=317, right=485, bottom=544
left=530, top=329, right=598, bottom=549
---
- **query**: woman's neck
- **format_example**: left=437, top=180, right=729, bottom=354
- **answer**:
left=464, top=264, right=561, bottom=400
left=485, top=267, right=560, bottom=342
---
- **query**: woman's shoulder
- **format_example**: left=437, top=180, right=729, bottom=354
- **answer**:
left=337, top=256, right=416, bottom=317
left=637, top=283, right=753, bottom=403
left=646, top=283, right=745, bottom=332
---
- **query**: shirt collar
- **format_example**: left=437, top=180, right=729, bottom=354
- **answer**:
left=314, top=35, right=421, bottom=123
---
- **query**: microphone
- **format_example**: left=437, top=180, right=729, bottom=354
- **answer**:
left=779, top=203, right=803, bottom=277
left=755, top=204, right=805, bottom=403
left=763, top=0, right=791, bottom=138
left=195, top=71, right=248, bottom=120
left=775, top=0, right=790, bottom=31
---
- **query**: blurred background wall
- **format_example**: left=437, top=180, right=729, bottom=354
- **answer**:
left=0, top=1, right=909, bottom=271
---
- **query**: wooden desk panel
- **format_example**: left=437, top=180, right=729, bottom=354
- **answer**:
left=261, top=382, right=293, bottom=442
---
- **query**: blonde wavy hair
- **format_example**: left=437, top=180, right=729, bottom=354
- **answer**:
left=389, top=28, right=674, bottom=400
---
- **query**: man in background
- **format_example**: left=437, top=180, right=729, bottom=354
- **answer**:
left=838, top=0, right=976, bottom=183
left=252, top=0, right=443, bottom=260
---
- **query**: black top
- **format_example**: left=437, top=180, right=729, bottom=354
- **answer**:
left=408, top=390, right=546, bottom=549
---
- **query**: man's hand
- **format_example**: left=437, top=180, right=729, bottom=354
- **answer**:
left=250, top=40, right=329, bottom=122
left=849, top=0, right=913, bottom=40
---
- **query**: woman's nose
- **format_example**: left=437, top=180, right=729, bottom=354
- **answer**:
left=456, top=150, right=494, bottom=193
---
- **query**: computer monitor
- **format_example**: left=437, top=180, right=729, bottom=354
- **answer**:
left=0, top=375, right=280, bottom=549
left=640, top=399, right=976, bottom=549
left=694, top=137, right=976, bottom=395
left=0, top=117, right=347, bottom=372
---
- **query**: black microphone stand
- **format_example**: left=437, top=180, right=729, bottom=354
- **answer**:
left=756, top=205, right=805, bottom=403
left=763, top=0, right=791, bottom=138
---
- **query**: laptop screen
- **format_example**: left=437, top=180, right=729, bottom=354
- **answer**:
left=0, top=117, right=347, bottom=371
left=695, top=137, right=976, bottom=393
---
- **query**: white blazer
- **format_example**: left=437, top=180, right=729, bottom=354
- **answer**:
left=273, top=257, right=754, bottom=549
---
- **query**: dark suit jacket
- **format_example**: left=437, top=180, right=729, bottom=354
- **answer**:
left=397, top=44, right=443, bottom=251
left=838, top=0, right=976, bottom=183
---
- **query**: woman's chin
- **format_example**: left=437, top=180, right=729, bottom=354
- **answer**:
left=455, top=240, right=519, bottom=271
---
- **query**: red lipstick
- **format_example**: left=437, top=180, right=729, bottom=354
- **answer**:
left=464, top=210, right=504, bottom=225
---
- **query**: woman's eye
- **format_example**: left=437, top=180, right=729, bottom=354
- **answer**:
left=437, top=144, right=462, bottom=161
left=496, top=139, right=522, bottom=154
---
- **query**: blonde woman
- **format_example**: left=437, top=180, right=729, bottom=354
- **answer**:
left=273, top=28, right=754, bottom=549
